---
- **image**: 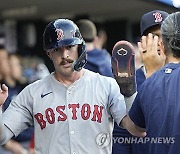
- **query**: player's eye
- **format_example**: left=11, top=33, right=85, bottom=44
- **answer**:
left=67, top=45, right=75, bottom=49
left=53, top=48, right=58, bottom=52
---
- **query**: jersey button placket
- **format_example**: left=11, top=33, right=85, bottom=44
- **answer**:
left=67, top=89, right=71, bottom=102
left=67, top=87, right=77, bottom=154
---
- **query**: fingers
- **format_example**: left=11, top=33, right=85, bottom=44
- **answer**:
left=158, top=43, right=166, bottom=59
left=138, top=33, right=159, bottom=56
left=138, top=34, right=153, bottom=55
left=137, top=42, right=143, bottom=53
left=1, top=84, right=8, bottom=94
left=151, top=35, right=159, bottom=56
left=138, top=36, right=147, bottom=54
left=141, top=35, right=147, bottom=52
left=159, top=49, right=166, bottom=58
left=147, top=33, right=154, bottom=54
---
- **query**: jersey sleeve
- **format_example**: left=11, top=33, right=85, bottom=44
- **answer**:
left=2, top=86, right=33, bottom=137
left=128, top=91, right=145, bottom=128
left=108, top=78, right=126, bottom=126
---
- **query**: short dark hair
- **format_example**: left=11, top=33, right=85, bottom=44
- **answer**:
left=143, top=25, right=161, bottom=36
left=76, top=19, right=97, bottom=42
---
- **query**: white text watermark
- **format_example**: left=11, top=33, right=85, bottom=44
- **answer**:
left=113, top=137, right=175, bottom=144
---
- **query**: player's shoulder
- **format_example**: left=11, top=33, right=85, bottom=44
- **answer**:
left=145, top=63, right=180, bottom=84
left=24, top=74, right=52, bottom=90
left=139, top=64, right=170, bottom=91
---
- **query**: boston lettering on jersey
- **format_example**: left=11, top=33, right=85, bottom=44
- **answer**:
left=34, top=103, right=104, bottom=129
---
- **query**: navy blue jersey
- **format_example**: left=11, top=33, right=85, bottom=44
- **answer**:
left=129, top=63, right=180, bottom=154
left=136, top=66, right=146, bottom=91
left=85, top=48, right=113, bottom=77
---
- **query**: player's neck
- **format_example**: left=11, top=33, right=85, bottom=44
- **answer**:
left=85, top=42, right=95, bottom=51
left=54, top=69, right=85, bottom=86
left=166, top=55, right=180, bottom=64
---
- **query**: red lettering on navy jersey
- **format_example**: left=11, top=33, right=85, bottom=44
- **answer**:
left=91, top=105, right=104, bottom=123
left=34, top=113, right=46, bottom=130
left=45, top=108, right=55, bottom=124
left=68, top=104, right=80, bottom=120
left=81, top=104, right=91, bottom=120
left=56, top=105, right=67, bottom=121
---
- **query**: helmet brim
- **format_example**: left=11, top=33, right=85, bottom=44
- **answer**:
left=44, top=38, right=83, bottom=50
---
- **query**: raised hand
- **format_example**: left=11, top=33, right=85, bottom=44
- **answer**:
left=0, top=84, right=8, bottom=106
left=138, top=33, right=166, bottom=78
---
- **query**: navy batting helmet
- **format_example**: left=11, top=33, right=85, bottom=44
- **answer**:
left=43, top=19, right=87, bottom=71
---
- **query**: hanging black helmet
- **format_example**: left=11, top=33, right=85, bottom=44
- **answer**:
left=43, top=19, right=87, bottom=71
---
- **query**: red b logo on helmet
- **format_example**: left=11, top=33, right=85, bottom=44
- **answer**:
left=153, top=12, right=163, bottom=23
left=55, top=29, right=64, bottom=40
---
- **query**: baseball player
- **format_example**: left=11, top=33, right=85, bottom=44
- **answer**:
left=129, top=12, right=180, bottom=153
left=137, top=10, right=168, bottom=86
left=112, top=10, right=169, bottom=154
left=132, top=10, right=169, bottom=154
left=0, top=19, right=145, bottom=154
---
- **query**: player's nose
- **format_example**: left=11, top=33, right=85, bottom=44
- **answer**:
left=61, top=48, right=69, bottom=58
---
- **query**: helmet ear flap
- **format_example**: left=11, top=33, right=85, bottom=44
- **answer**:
left=73, top=42, right=87, bottom=71
left=77, top=41, right=85, bottom=56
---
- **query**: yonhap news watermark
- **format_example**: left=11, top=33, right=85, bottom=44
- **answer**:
left=113, top=137, right=175, bottom=144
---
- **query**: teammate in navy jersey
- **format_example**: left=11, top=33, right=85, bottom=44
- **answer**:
left=113, top=10, right=169, bottom=154
left=129, top=12, right=180, bottom=154
left=132, top=10, right=169, bottom=154
left=137, top=10, right=168, bottom=88
left=76, top=19, right=113, bottom=78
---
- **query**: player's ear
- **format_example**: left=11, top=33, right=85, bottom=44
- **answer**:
left=46, top=51, right=52, bottom=60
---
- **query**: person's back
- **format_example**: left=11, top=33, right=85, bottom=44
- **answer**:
left=76, top=19, right=113, bottom=77
left=131, top=63, right=180, bottom=153
left=85, top=48, right=113, bottom=77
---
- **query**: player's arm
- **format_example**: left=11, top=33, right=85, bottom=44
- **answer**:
left=0, top=108, right=15, bottom=145
left=0, top=84, right=15, bottom=145
left=120, top=115, right=146, bottom=137
left=138, top=33, right=166, bottom=78
left=121, top=89, right=147, bottom=137
left=2, top=139, right=28, bottom=153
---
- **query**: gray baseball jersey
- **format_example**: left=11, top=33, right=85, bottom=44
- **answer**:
left=2, top=69, right=126, bottom=154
